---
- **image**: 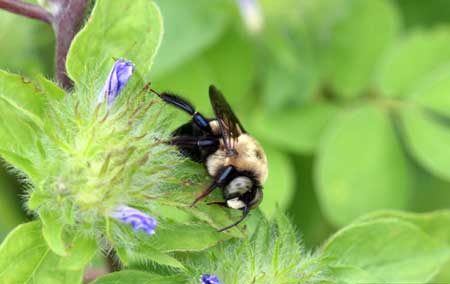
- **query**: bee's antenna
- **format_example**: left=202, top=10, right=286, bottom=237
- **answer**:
left=217, top=206, right=249, bottom=232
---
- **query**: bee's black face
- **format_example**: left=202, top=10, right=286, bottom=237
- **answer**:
left=223, top=176, right=262, bottom=210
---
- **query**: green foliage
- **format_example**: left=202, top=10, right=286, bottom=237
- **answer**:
left=0, top=222, right=83, bottom=284
left=153, top=27, right=256, bottom=114
left=41, top=210, right=67, bottom=256
left=258, top=144, right=295, bottom=216
left=376, top=28, right=450, bottom=98
left=66, top=0, right=163, bottom=86
left=182, top=214, right=328, bottom=284
left=394, top=0, right=450, bottom=28
left=316, top=105, right=410, bottom=226
left=402, top=108, right=450, bottom=182
left=0, top=169, right=26, bottom=239
left=94, top=211, right=450, bottom=284
left=319, top=0, right=400, bottom=97
left=0, top=70, right=46, bottom=178
left=0, top=0, right=246, bottom=282
left=355, top=210, right=450, bottom=283
left=58, top=234, right=97, bottom=271
left=323, top=218, right=449, bottom=283
left=0, top=10, right=54, bottom=77
left=151, top=0, right=231, bottom=78
left=1, top=0, right=450, bottom=283
left=94, top=270, right=186, bottom=284
left=411, top=66, right=450, bottom=118
left=251, top=102, right=338, bottom=154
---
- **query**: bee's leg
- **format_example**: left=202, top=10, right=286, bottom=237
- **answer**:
left=168, top=136, right=219, bottom=149
left=190, top=165, right=235, bottom=207
left=190, top=182, right=218, bottom=208
left=152, top=90, right=213, bottom=134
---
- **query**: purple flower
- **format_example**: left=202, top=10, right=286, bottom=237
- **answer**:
left=111, top=205, right=157, bottom=235
left=98, top=59, right=135, bottom=105
left=237, top=0, right=264, bottom=33
left=200, top=274, right=221, bottom=284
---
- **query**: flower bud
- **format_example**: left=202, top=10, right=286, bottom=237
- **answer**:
left=98, top=59, right=135, bottom=105
left=200, top=274, right=221, bottom=284
left=111, top=205, right=157, bottom=235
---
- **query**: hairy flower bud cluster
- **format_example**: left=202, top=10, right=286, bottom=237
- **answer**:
left=27, top=60, right=181, bottom=237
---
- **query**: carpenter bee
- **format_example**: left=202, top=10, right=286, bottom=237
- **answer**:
left=151, top=85, right=268, bottom=232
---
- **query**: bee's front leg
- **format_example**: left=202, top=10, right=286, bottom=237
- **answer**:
left=151, top=89, right=213, bottom=134
left=190, top=165, right=235, bottom=207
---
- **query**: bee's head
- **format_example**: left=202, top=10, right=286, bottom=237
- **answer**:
left=223, top=176, right=263, bottom=210
left=215, top=175, right=263, bottom=232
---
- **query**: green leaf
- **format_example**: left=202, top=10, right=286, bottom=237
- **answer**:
left=354, top=210, right=450, bottom=284
left=153, top=27, right=256, bottom=117
left=356, top=210, right=450, bottom=245
left=409, top=66, right=450, bottom=119
left=376, top=28, right=450, bottom=98
left=259, top=145, right=295, bottom=216
left=251, top=102, right=338, bottom=154
left=35, top=74, right=65, bottom=101
left=107, top=221, right=185, bottom=269
left=0, top=70, right=45, bottom=175
left=94, top=270, right=186, bottom=284
left=323, top=219, right=450, bottom=283
left=28, top=191, right=49, bottom=210
left=146, top=223, right=230, bottom=253
left=0, top=70, right=45, bottom=127
left=261, top=61, right=320, bottom=111
left=316, top=105, right=410, bottom=226
left=41, top=210, right=67, bottom=256
left=184, top=204, right=245, bottom=238
left=401, top=107, right=450, bottom=183
left=409, top=165, right=450, bottom=212
left=151, top=0, right=230, bottom=78
left=59, top=234, right=97, bottom=271
left=329, top=265, right=382, bottom=284
left=396, top=0, right=450, bottom=28
left=320, top=0, right=399, bottom=97
left=260, top=3, right=320, bottom=109
left=0, top=149, right=37, bottom=178
left=116, top=243, right=185, bottom=270
left=0, top=222, right=82, bottom=284
left=184, top=213, right=326, bottom=284
left=66, top=0, right=163, bottom=87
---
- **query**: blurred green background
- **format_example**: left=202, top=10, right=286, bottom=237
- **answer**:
left=1, top=0, right=450, bottom=249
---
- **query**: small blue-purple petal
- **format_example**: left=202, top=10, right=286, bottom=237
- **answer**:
left=237, top=0, right=263, bottom=33
left=98, top=59, right=135, bottom=105
left=200, top=274, right=221, bottom=284
left=111, top=205, right=157, bottom=235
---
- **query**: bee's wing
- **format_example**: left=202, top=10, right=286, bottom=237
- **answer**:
left=209, top=85, right=245, bottom=157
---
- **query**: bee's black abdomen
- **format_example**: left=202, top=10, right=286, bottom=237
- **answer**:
left=173, top=121, right=203, bottom=137
left=172, top=121, right=218, bottom=163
